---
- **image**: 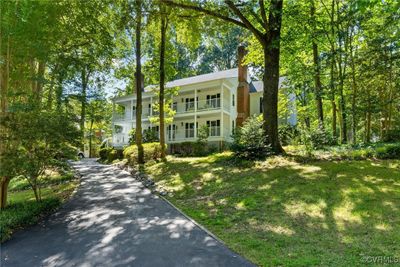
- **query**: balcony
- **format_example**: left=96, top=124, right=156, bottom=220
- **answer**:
left=113, top=98, right=231, bottom=123
left=174, top=99, right=230, bottom=114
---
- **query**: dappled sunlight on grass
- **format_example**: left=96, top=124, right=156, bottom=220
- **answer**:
left=145, top=154, right=400, bottom=266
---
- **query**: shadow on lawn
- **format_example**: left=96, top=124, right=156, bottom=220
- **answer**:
left=147, top=157, right=400, bottom=266
left=1, top=159, right=252, bottom=267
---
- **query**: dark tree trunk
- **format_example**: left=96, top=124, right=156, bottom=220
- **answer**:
left=338, top=80, right=347, bottom=143
left=159, top=8, right=167, bottom=159
left=135, top=0, right=144, bottom=164
left=0, top=177, right=10, bottom=209
left=80, top=67, right=87, bottom=151
left=89, top=119, right=94, bottom=158
left=310, top=0, right=324, bottom=127
left=262, top=0, right=284, bottom=154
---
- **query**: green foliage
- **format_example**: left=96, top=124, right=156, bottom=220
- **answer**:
left=171, top=142, right=217, bottom=157
left=301, top=127, right=337, bottom=150
left=123, top=143, right=164, bottom=165
left=145, top=154, right=400, bottom=266
left=142, top=129, right=159, bottom=143
left=1, top=108, right=80, bottom=202
left=197, top=125, right=209, bottom=144
left=383, top=129, right=400, bottom=143
left=99, top=147, right=123, bottom=163
left=0, top=198, right=61, bottom=242
left=128, top=128, right=136, bottom=145
left=278, top=125, right=300, bottom=146
left=375, top=144, right=400, bottom=159
left=231, top=115, right=272, bottom=159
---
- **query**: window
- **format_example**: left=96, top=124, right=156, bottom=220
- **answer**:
left=132, top=106, right=136, bottom=117
left=167, top=125, right=177, bottom=141
left=172, top=102, right=177, bottom=111
left=114, top=125, right=123, bottom=134
left=259, top=97, right=263, bottom=113
left=152, top=126, right=160, bottom=137
left=232, top=94, right=235, bottom=106
left=206, top=94, right=221, bottom=108
left=185, top=98, right=195, bottom=111
left=185, top=122, right=195, bottom=138
left=206, top=120, right=220, bottom=137
left=232, top=120, right=235, bottom=135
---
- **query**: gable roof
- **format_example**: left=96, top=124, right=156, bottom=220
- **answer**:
left=166, top=68, right=239, bottom=88
left=249, top=77, right=287, bottom=93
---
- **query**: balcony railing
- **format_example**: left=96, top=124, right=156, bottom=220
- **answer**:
left=113, top=98, right=230, bottom=122
left=174, top=99, right=229, bottom=114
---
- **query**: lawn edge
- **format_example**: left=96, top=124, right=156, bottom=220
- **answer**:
left=1, top=165, right=81, bottom=244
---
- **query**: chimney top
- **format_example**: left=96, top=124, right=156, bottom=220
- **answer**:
left=238, top=46, right=248, bottom=83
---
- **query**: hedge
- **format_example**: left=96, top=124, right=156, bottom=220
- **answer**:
left=123, top=143, right=163, bottom=165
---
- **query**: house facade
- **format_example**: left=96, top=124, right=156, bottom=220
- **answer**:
left=111, top=47, right=296, bottom=148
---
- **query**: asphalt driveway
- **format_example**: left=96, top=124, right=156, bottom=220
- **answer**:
left=1, top=159, right=254, bottom=267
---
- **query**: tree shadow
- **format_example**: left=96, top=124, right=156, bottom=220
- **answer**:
left=145, top=158, right=400, bottom=266
left=1, top=160, right=253, bottom=267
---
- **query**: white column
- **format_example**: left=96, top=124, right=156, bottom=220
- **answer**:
left=194, top=89, right=197, bottom=139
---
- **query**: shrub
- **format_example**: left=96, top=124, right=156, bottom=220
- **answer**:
left=301, top=127, right=337, bottom=149
left=279, top=125, right=300, bottom=146
left=128, top=129, right=136, bottom=145
left=142, top=129, right=159, bottom=143
left=231, top=115, right=272, bottom=159
left=123, top=142, right=163, bottom=165
left=99, top=147, right=123, bottom=162
left=171, top=141, right=217, bottom=157
left=383, top=129, right=400, bottom=142
left=99, top=147, right=111, bottom=161
left=375, top=144, right=400, bottom=159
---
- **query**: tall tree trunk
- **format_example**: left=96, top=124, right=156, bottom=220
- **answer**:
left=350, top=45, right=357, bottom=144
left=35, top=61, right=45, bottom=105
left=310, top=0, right=324, bottom=127
left=135, top=0, right=144, bottom=164
left=329, top=0, right=337, bottom=139
left=365, top=111, right=371, bottom=143
left=159, top=8, right=167, bottom=159
left=330, top=61, right=337, bottom=139
left=0, top=36, right=11, bottom=209
left=80, top=67, right=87, bottom=151
left=338, top=80, right=347, bottom=143
left=55, top=76, right=63, bottom=111
left=262, top=0, right=284, bottom=154
left=89, top=119, right=94, bottom=158
left=0, top=177, right=10, bottom=209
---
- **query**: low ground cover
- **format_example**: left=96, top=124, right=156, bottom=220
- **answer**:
left=1, top=168, right=78, bottom=243
left=144, top=152, right=400, bottom=266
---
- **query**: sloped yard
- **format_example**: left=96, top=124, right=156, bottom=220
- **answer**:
left=144, top=153, right=400, bottom=266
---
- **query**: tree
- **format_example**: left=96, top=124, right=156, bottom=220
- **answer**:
left=159, top=4, right=169, bottom=159
left=134, top=0, right=144, bottom=164
left=163, top=0, right=285, bottom=154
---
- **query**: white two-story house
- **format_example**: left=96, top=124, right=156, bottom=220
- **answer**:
left=111, top=46, right=296, bottom=149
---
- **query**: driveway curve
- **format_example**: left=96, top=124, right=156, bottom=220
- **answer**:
left=1, top=159, right=254, bottom=267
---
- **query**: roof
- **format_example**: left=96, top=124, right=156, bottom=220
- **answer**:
left=164, top=68, right=238, bottom=89
left=249, top=77, right=287, bottom=93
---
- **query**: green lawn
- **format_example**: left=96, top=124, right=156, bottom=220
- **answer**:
left=1, top=169, right=78, bottom=243
left=145, top=153, right=400, bottom=266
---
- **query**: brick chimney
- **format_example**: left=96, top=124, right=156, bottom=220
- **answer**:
left=236, top=46, right=250, bottom=127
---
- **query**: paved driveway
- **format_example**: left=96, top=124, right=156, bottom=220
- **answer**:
left=1, top=159, right=254, bottom=267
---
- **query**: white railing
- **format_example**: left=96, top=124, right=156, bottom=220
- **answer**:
left=113, top=113, right=129, bottom=122
left=174, top=99, right=230, bottom=114
left=114, top=98, right=231, bottom=122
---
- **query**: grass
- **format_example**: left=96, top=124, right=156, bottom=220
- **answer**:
left=1, top=168, right=79, bottom=243
left=144, top=152, right=400, bottom=266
